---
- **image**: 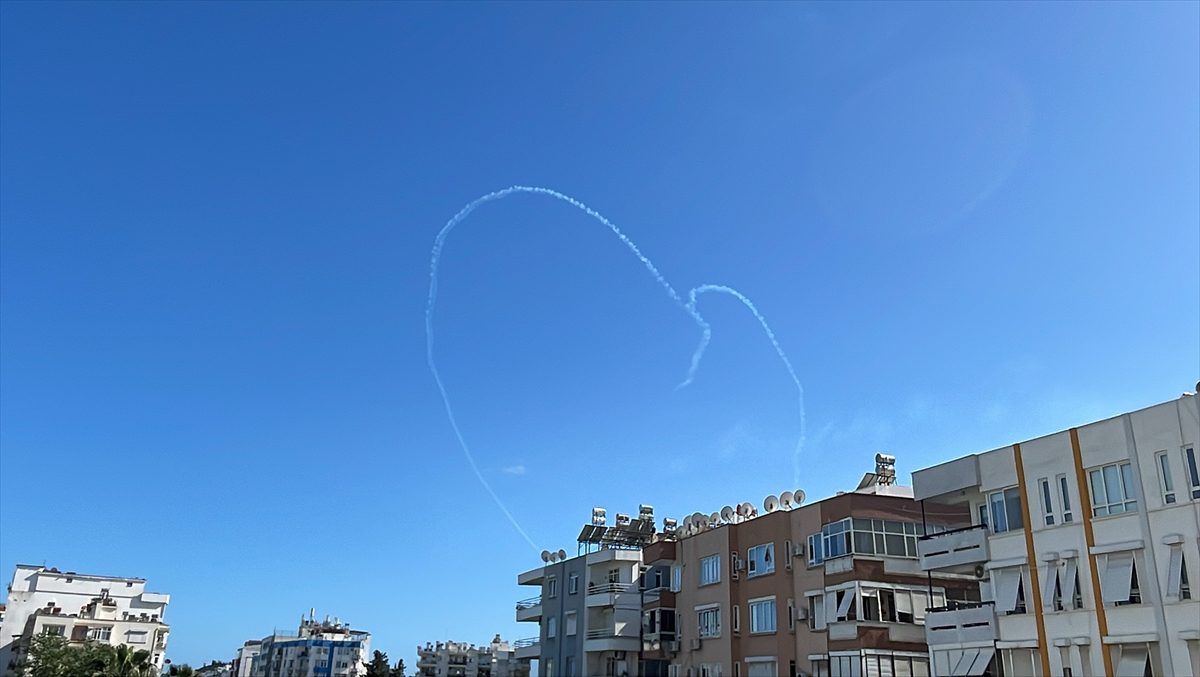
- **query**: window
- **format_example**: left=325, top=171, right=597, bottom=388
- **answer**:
left=747, top=543, right=775, bottom=576
left=565, top=657, right=575, bottom=677
left=700, top=555, right=721, bottom=585
left=670, top=565, right=682, bottom=592
left=546, top=616, right=557, bottom=638
left=565, top=612, right=577, bottom=636
left=127, top=630, right=148, bottom=645
left=547, top=576, right=558, bottom=598
left=1039, top=478, right=1055, bottom=526
left=732, top=603, right=740, bottom=632
left=985, top=487, right=1024, bottom=533
left=1185, top=447, right=1200, bottom=499
left=699, top=664, right=722, bottom=677
left=87, top=626, right=112, bottom=641
left=786, top=598, right=795, bottom=631
left=1157, top=452, right=1177, bottom=504
left=833, top=588, right=857, bottom=621
left=993, top=567, right=1027, bottom=615
left=697, top=606, right=721, bottom=638
left=42, top=625, right=65, bottom=637
left=807, top=533, right=824, bottom=566
left=819, top=518, right=920, bottom=560
left=808, top=594, right=826, bottom=630
left=745, top=659, right=777, bottom=677
left=605, top=657, right=618, bottom=677
left=568, top=573, right=579, bottom=594
left=1057, top=474, right=1074, bottom=523
left=749, top=598, right=776, bottom=633
left=1166, top=546, right=1188, bottom=600
left=1089, top=462, right=1138, bottom=516
left=607, top=567, right=620, bottom=584
left=1099, top=552, right=1141, bottom=606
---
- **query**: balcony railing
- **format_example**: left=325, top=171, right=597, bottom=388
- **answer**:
left=917, top=524, right=989, bottom=571
left=587, top=582, right=636, bottom=595
left=512, top=637, right=539, bottom=649
left=925, top=601, right=998, bottom=646
left=515, top=595, right=542, bottom=610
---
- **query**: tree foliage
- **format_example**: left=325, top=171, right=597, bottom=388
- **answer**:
left=364, top=651, right=390, bottom=677
left=27, top=634, right=156, bottom=677
left=388, top=658, right=405, bottom=677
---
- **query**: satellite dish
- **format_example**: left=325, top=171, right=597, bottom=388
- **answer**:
left=763, top=495, right=780, bottom=513
left=741, top=502, right=755, bottom=517
left=780, top=491, right=795, bottom=509
left=721, top=505, right=735, bottom=522
left=541, top=550, right=551, bottom=563
left=682, top=515, right=694, bottom=530
left=793, top=489, right=806, bottom=505
left=709, top=512, right=720, bottom=524
left=557, top=549, right=567, bottom=561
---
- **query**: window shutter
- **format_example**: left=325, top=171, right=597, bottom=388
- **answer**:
left=993, top=568, right=1022, bottom=614
left=1100, top=553, right=1134, bottom=604
left=1166, top=546, right=1184, bottom=599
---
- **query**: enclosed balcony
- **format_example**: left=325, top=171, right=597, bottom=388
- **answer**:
left=918, top=525, right=989, bottom=572
left=924, top=601, right=998, bottom=647
left=515, top=595, right=542, bottom=622
left=584, top=624, right=639, bottom=653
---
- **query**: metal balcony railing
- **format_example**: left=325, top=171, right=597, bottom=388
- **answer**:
left=515, top=596, right=541, bottom=610
left=586, top=582, right=636, bottom=595
left=512, top=638, right=539, bottom=649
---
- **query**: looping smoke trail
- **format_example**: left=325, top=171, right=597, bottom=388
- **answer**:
left=427, top=186, right=805, bottom=551
left=685, top=284, right=806, bottom=486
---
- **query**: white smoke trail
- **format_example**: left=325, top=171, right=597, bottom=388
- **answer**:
left=426, top=186, right=805, bottom=550
left=686, top=284, right=806, bottom=486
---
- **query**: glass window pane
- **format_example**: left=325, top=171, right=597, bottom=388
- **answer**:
left=1090, top=470, right=1107, bottom=506
left=854, top=531, right=874, bottom=554
left=885, top=520, right=904, bottom=534
left=885, top=534, right=906, bottom=555
left=1103, top=465, right=1123, bottom=503
left=1120, top=463, right=1137, bottom=501
left=1005, top=488, right=1024, bottom=530
left=1159, top=453, right=1174, bottom=491
left=1186, top=448, right=1200, bottom=488
left=991, top=492, right=1008, bottom=532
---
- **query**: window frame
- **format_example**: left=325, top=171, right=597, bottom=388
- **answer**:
left=1156, top=451, right=1176, bottom=504
left=747, top=543, right=775, bottom=577
left=1057, top=474, right=1074, bottom=523
left=696, top=605, right=721, bottom=638
left=1184, top=446, right=1200, bottom=500
left=1088, top=461, right=1138, bottom=517
left=699, top=554, right=721, bottom=586
left=748, top=597, right=777, bottom=634
left=1038, top=477, right=1055, bottom=526
left=568, top=573, right=579, bottom=595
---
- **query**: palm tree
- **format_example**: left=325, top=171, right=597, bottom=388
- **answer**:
left=104, top=645, right=156, bottom=677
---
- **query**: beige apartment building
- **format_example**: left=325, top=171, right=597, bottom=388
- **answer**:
left=913, top=390, right=1200, bottom=676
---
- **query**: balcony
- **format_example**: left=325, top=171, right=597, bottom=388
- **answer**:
left=642, top=589, right=675, bottom=609
left=642, top=539, right=676, bottom=565
left=918, top=525, right=989, bottom=571
left=583, top=625, right=639, bottom=653
left=513, top=638, right=539, bottom=660
left=925, top=602, right=998, bottom=647
left=586, top=582, right=637, bottom=608
left=827, top=621, right=926, bottom=644
left=517, top=567, right=545, bottom=586
left=515, top=595, right=542, bottom=622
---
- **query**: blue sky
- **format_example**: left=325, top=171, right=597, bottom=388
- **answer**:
left=1, top=0, right=1196, bottom=667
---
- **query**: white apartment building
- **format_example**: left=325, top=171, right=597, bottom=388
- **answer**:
left=232, top=640, right=264, bottom=677
left=913, top=391, right=1200, bottom=677
left=249, top=615, right=370, bottom=677
left=414, top=636, right=530, bottom=677
left=0, top=564, right=170, bottom=676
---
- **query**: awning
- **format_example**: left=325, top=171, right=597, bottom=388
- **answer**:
left=949, top=648, right=996, bottom=677
left=1115, top=646, right=1148, bottom=677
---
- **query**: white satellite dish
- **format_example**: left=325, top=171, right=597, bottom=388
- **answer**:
left=793, top=489, right=806, bottom=505
left=682, top=515, right=694, bottom=530
left=709, top=512, right=720, bottom=525
left=780, top=491, right=795, bottom=509
left=721, top=505, right=735, bottom=522
left=541, top=550, right=551, bottom=563
left=741, top=502, right=755, bottom=517
left=557, top=549, right=567, bottom=561
left=763, top=494, right=780, bottom=513
left=692, top=512, right=706, bottom=527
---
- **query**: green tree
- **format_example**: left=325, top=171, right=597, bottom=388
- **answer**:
left=364, top=651, right=389, bottom=677
left=168, top=665, right=196, bottom=677
left=388, top=658, right=405, bottom=677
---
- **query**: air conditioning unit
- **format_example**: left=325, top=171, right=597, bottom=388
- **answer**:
left=795, top=607, right=809, bottom=621
left=666, top=641, right=681, bottom=654
left=792, top=541, right=805, bottom=557
left=614, top=651, right=626, bottom=660
left=690, top=638, right=702, bottom=651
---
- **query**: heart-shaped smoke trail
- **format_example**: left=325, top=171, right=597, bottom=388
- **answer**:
left=426, top=186, right=805, bottom=552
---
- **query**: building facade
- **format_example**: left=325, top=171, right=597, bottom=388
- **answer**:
left=516, top=511, right=649, bottom=677
left=913, top=391, right=1200, bottom=676
left=647, top=467, right=972, bottom=677
left=414, top=636, right=530, bottom=677
left=0, top=565, right=170, bottom=676
left=232, top=640, right=264, bottom=677
left=248, top=615, right=370, bottom=677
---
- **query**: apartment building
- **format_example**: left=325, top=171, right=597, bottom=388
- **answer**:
left=647, top=459, right=974, bottom=677
left=232, top=640, right=264, bottom=677
left=515, top=507, right=653, bottom=677
left=913, top=391, right=1200, bottom=677
left=0, top=564, right=171, bottom=676
left=414, top=636, right=530, bottom=677
left=248, top=614, right=370, bottom=677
